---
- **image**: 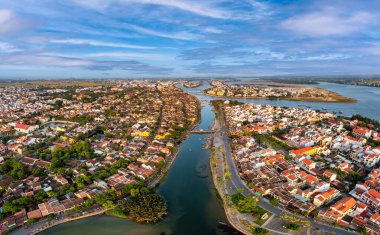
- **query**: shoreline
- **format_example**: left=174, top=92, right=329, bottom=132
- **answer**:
left=203, top=89, right=357, bottom=104
left=203, top=92, right=357, bottom=103
left=209, top=103, right=252, bottom=235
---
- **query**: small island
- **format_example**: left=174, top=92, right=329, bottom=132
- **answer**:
left=182, top=81, right=202, bottom=88
left=204, top=80, right=356, bottom=103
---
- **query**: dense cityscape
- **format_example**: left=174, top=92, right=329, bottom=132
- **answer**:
left=0, top=81, right=200, bottom=234
left=222, top=102, right=380, bottom=234
left=2, top=0, right=380, bottom=234
left=0, top=79, right=379, bottom=235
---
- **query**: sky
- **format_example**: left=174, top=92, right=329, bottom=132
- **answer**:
left=1, top=0, right=380, bottom=78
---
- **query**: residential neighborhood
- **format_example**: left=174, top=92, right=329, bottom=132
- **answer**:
left=222, top=102, right=380, bottom=234
left=0, top=80, right=200, bottom=233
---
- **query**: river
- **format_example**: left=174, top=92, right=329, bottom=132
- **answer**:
left=222, top=81, right=380, bottom=121
left=39, top=81, right=380, bottom=235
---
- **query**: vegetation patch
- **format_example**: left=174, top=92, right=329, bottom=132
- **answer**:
left=284, top=222, right=301, bottom=231
left=114, top=193, right=167, bottom=224
left=251, top=227, right=269, bottom=235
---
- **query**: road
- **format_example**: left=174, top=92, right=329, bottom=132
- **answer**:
left=214, top=104, right=356, bottom=235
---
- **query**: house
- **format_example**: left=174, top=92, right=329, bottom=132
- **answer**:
left=14, top=124, right=38, bottom=134
left=27, top=209, right=43, bottom=219
left=0, top=143, right=8, bottom=155
left=302, top=158, right=316, bottom=169
left=329, top=197, right=357, bottom=218
left=313, top=188, right=340, bottom=207
left=323, top=170, right=337, bottom=182
left=353, top=127, right=372, bottom=138
left=54, top=175, right=68, bottom=185
left=290, top=146, right=320, bottom=157
left=358, top=189, right=380, bottom=212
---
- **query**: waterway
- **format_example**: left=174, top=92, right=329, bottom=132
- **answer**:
left=40, top=81, right=380, bottom=235
left=39, top=85, right=235, bottom=235
left=222, top=81, right=380, bottom=121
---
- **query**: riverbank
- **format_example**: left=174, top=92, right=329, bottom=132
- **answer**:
left=11, top=206, right=107, bottom=235
left=209, top=102, right=253, bottom=235
left=203, top=91, right=357, bottom=103
left=211, top=105, right=271, bottom=235
left=209, top=101, right=358, bottom=235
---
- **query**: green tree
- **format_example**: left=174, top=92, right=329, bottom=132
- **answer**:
left=252, top=227, right=269, bottom=235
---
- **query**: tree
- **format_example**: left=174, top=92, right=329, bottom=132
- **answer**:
left=236, top=196, right=258, bottom=213
left=285, top=223, right=301, bottom=231
left=119, top=194, right=167, bottom=223
left=55, top=100, right=64, bottom=108
left=34, top=190, right=48, bottom=202
left=75, top=175, right=91, bottom=189
left=51, top=156, right=64, bottom=169
left=269, top=198, right=280, bottom=206
left=0, top=159, right=27, bottom=180
left=103, top=200, right=115, bottom=209
left=252, top=227, right=269, bottom=235
left=231, top=192, right=245, bottom=205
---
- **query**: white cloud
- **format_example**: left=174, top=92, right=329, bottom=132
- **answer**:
left=203, top=27, right=224, bottom=34
left=280, top=11, right=374, bottom=36
left=289, top=54, right=350, bottom=61
left=2, top=54, right=93, bottom=67
left=83, top=52, right=173, bottom=60
left=72, top=0, right=234, bottom=19
left=0, top=42, right=20, bottom=53
left=126, top=24, right=200, bottom=40
left=134, top=0, right=231, bottom=19
left=0, top=8, right=31, bottom=35
left=50, top=39, right=154, bottom=49
left=0, top=9, right=13, bottom=24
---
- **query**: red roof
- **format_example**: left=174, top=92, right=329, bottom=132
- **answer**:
left=290, top=147, right=314, bottom=155
left=15, top=124, right=31, bottom=130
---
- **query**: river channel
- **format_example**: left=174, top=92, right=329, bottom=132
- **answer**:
left=40, top=81, right=380, bottom=235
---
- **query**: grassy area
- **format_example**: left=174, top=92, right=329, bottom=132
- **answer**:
left=252, top=207, right=272, bottom=226
left=255, top=134, right=292, bottom=151
left=106, top=208, right=129, bottom=219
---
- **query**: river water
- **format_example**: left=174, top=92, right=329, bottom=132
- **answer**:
left=39, top=81, right=380, bottom=235
left=223, top=81, right=380, bottom=121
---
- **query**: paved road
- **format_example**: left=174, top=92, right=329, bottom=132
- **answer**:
left=215, top=106, right=356, bottom=235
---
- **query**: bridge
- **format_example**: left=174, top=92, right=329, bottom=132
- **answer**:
left=190, top=130, right=216, bottom=134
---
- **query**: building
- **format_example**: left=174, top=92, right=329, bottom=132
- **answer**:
left=14, top=124, right=38, bottom=134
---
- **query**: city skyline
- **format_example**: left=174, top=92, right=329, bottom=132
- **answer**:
left=1, top=0, right=380, bottom=78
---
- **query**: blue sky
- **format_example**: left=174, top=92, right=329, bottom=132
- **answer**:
left=1, top=0, right=380, bottom=78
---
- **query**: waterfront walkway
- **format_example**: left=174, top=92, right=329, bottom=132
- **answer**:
left=11, top=206, right=105, bottom=235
